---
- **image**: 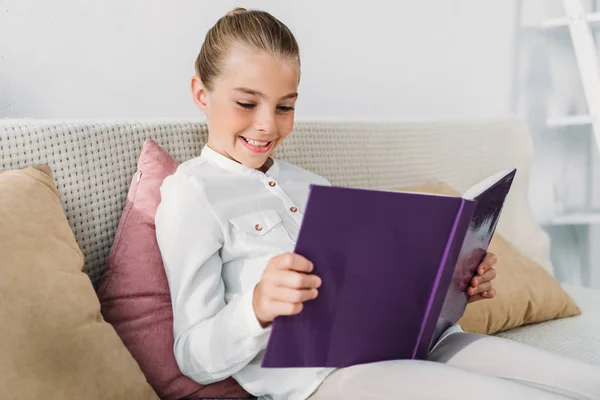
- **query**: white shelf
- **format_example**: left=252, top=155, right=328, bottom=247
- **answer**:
left=528, top=12, right=600, bottom=29
left=547, top=115, right=594, bottom=127
left=551, top=211, right=600, bottom=225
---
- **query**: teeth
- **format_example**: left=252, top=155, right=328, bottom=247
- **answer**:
left=243, top=137, right=270, bottom=147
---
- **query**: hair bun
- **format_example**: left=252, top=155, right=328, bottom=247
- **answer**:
left=226, top=7, right=247, bottom=17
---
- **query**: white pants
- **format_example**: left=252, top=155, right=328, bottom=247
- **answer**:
left=308, top=331, right=600, bottom=399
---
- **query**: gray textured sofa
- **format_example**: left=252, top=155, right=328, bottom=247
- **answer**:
left=1, top=118, right=599, bottom=395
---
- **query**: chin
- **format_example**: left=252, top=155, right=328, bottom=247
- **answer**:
left=242, top=156, right=269, bottom=170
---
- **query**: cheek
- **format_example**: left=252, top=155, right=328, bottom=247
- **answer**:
left=277, top=113, right=295, bottom=138
left=215, top=103, right=252, bottom=132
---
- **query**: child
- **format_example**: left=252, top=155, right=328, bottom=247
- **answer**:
left=155, top=8, right=600, bottom=400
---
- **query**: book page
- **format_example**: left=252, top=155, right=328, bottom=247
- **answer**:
left=463, top=169, right=513, bottom=200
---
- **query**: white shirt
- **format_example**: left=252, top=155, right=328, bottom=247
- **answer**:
left=155, top=145, right=335, bottom=400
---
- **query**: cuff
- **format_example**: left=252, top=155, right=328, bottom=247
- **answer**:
left=239, top=286, right=272, bottom=337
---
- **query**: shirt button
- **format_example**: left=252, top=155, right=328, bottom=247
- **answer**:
left=255, top=224, right=263, bottom=231
left=290, top=206, right=298, bottom=213
left=268, top=181, right=276, bottom=187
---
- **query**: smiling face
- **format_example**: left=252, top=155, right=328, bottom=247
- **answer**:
left=192, top=45, right=300, bottom=170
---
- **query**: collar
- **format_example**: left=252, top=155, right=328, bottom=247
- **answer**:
left=200, top=144, right=280, bottom=178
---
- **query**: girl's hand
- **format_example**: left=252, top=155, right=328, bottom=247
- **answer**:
left=467, top=252, right=498, bottom=303
left=252, top=252, right=321, bottom=328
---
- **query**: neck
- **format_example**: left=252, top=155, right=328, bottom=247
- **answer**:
left=205, top=142, right=274, bottom=173
left=258, top=157, right=274, bottom=173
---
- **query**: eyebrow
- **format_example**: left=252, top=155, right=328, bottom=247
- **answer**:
left=233, top=87, right=298, bottom=100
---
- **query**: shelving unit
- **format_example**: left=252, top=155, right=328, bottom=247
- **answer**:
left=551, top=211, right=600, bottom=225
left=522, top=0, right=600, bottom=226
left=515, top=0, right=600, bottom=287
left=546, top=114, right=594, bottom=127
left=526, top=11, right=600, bottom=29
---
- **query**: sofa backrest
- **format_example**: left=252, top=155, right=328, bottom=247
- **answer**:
left=0, top=119, right=553, bottom=287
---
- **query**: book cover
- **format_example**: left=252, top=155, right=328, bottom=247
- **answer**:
left=261, top=169, right=516, bottom=368
left=431, top=168, right=517, bottom=346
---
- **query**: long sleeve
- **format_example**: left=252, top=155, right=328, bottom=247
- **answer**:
left=155, top=173, right=271, bottom=384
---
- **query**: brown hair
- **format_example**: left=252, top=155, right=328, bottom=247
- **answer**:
left=195, top=7, right=300, bottom=90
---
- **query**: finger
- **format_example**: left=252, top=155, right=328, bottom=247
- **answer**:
left=478, top=253, right=498, bottom=274
left=270, top=287, right=319, bottom=304
left=480, top=267, right=497, bottom=283
left=271, top=300, right=304, bottom=316
left=468, top=293, right=485, bottom=303
left=468, top=288, right=497, bottom=303
left=274, top=252, right=314, bottom=273
left=275, top=270, right=321, bottom=289
left=468, top=281, right=493, bottom=296
left=471, top=267, right=496, bottom=287
left=468, top=293, right=483, bottom=303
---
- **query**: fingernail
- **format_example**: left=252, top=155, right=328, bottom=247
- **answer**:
left=483, top=291, right=488, bottom=297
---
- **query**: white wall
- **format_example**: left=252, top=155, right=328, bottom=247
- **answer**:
left=0, top=0, right=517, bottom=121
left=4, top=0, right=598, bottom=286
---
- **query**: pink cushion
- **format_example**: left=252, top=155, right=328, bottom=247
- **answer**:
left=97, top=139, right=250, bottom=400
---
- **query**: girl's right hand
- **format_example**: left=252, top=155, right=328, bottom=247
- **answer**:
left=252, top=252, right=322, bottom=328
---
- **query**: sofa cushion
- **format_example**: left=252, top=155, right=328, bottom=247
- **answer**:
left=400, top=181, right=581, bottom=335
left=0, top=166, right=158, bottom=400
left=457, top=234, right=580, bottom=334
left=97, top=139, right=250, bottom=400
left=0, top=119, right=549, bottom=288
left=496, top=283, right=600, bottom=367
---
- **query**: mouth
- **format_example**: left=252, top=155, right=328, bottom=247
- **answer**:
left=239, top=136, right=276, bottom=153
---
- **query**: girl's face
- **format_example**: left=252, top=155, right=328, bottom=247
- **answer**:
left=192, top=45, right=300, bottom=170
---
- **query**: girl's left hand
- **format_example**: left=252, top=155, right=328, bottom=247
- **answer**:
left=467, top=252, right=498, bottom=303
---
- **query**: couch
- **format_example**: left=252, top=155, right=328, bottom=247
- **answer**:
left=1, top=117, right=599, bottom=395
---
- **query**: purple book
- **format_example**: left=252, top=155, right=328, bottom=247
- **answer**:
left=261, top=168, right=517, bottom=368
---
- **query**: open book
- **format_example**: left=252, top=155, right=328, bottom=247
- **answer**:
left=261, top=168, right=517, bottom=368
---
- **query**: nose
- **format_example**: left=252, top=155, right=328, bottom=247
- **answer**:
left=255, top=107, right=277, bottom=135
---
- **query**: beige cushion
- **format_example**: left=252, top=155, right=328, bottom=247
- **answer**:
left=399, top=181, right=581, bottom=335
left=0, top=166, right=159, bottom=400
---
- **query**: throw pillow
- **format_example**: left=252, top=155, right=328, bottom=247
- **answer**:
left=0, top=166, right=159, bottom=400
left=398, top=181, right=581, bottom=335
left=97, top=139, right=250, bottom=400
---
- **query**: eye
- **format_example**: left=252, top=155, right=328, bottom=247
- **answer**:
left=277, top=105, right=295, bottom=112
left=236, top=102, right=256, bottom=109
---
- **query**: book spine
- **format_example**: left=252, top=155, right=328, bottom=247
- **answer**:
left=412, top=198, right=466, bottom=359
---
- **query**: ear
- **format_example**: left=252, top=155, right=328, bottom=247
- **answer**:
left=191, top=75, right=209, bottom=114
